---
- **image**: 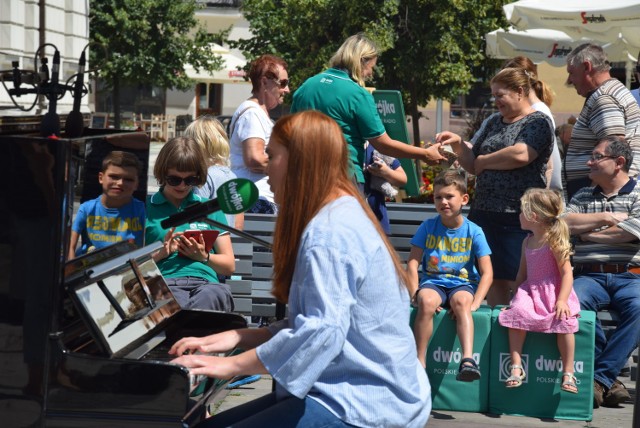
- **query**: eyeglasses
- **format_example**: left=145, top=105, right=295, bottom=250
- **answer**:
left=588, top=153, right=617, bottom=163
left=271, top=78, right=289, bottom=89
left=165, top=175, right=199, bottom=186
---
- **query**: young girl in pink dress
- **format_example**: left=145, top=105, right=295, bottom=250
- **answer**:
left=498, top=188, right=580, bottom=393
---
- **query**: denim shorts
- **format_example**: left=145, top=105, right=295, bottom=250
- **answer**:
left=468, top=209, right=526, bottom=281
left=419, top=283, right=474, bottom=307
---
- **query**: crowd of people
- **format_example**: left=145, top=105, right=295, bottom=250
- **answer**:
left=66, top=36, right=640, bottom=425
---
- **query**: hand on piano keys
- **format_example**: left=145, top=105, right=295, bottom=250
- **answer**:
left=170, top=326, right=270, bottom=391
left=172, top=351, right=234, bottom=382
left=170, top=330, right=241, bottom=380
left=169, top=329, right=241, bottom=357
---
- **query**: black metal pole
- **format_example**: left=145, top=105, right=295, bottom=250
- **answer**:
left=201, top=218, right=272, bottom=250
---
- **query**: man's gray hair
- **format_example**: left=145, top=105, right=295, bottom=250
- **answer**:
left=567, top=43, right=611, bottom=73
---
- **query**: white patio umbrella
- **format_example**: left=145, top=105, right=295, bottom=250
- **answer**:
left=184, top=43, right=248, bottom=84
left=503, top=0, right=640, bottom=87
left=486, top=27, right=638, bottom=67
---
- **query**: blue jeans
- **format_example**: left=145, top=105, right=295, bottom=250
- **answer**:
left=573, top=272, right=640, bottom=389
left=197, top=392, right=354, bottom=428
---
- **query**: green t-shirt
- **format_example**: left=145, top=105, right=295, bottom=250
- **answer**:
left=145, top=190, right=228, bottom=283
left=291, top=68, right=386, bottom=183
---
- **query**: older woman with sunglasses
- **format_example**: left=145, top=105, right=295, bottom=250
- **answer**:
left=228, top=54, right=290, bottom=214
left=291, top=33, right=445, bottom=189
left=145, top=136, right=235, bottom=312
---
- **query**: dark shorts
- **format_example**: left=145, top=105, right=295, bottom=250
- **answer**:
left=468, top=209, right=525, bottom=281
left=419, top=283, right=474, bottom=307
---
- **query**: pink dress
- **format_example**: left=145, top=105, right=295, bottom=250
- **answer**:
left=498, top=237, right=580, bottom=334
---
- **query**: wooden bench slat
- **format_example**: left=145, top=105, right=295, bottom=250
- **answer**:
left=228, top=279, right=252, bottom=295
left=233, top=297, right=253, bottom=314
left=233, top=260, right=253, bottom=276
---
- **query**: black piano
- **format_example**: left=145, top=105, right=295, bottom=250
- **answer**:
left=0, top=130, right=247, bottom=427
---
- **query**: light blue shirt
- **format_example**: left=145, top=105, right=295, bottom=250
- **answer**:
left=256, top=196, right=431, bottom=428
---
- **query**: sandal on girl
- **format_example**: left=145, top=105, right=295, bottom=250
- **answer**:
left=456, top=357, right=481, bottom=382
left=561, top=372, right=578, bottom=394
left=505, top=364, right=526, bottom=388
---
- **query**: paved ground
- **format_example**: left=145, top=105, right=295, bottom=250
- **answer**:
left=211, top=374, right=636, bottom=427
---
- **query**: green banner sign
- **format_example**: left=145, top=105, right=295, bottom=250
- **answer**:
left=372, top=90, right=421, bottom=196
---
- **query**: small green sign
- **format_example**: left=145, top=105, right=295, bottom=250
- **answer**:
left=372, top=90, right=420, bottom=196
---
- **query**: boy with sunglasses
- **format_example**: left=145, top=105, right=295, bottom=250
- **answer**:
left=68, top=151, right=145, bottom=259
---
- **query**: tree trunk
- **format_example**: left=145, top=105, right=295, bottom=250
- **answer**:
left=113, top=78, right=121, bottom=129
left=408, top=87, right=423, bottom=187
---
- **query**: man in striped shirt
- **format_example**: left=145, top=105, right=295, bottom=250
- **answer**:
left=564, top=44, right=640, bottom=200
left=565, top=136, right=640, bottom=409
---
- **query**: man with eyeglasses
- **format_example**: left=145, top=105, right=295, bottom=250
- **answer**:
left=564, top=44, right=640, bottom=200
left=564, top=135, right=640, bottom=409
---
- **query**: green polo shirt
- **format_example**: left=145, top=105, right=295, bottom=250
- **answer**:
left=291, top=68, right=386, bottom=183
left=145, top=189, right=228, bottom=283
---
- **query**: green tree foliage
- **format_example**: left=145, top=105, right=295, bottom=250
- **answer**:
left=233, top=0, right=507, bottom=144
left=233, top=0, right=398, bottom=89
left=89, top=0, right=226, bottom=127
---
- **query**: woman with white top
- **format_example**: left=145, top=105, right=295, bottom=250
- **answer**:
left=228, top=54, right=290, bottom=214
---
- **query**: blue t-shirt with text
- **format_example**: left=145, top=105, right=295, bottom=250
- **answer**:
left=411, top=216, right=491, bottom=289
left=72, top=196, right=145, bottom=255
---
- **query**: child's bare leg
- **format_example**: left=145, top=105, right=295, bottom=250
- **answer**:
left=557, top=333, right=577, bottom=393
left=413, top=288, right=443, bottom=368
left=449, top=290, right=474, bottom=359
left=507, top=328, right=527, bottom=386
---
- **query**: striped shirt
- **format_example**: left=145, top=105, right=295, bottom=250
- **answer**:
left=565, top=79, right=640, bottom=185
left=566, top=178, right=640, bottom=264
left=256, top=196, right=431, bottom=428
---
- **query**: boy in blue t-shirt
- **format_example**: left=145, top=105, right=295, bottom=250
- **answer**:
left=68, top=151, right=145, bottom=259
left=407, top=169, right=493, bottom=381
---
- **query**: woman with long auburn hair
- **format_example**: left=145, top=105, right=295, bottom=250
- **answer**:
left=170, top=111, right=431, bottom=428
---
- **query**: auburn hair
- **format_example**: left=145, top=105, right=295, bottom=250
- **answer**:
left=270, top=111, right=410, bottom=302
left=248, top=54, right=288, bottom=94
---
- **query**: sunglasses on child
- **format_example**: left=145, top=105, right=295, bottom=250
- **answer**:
left=165, top=175, right=199, bottom=186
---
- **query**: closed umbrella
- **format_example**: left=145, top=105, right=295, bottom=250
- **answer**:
left=503, top=0, right=640, bottom=87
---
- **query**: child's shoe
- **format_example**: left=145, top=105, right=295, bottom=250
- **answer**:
left=456, top=358, right=481, bottom=382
